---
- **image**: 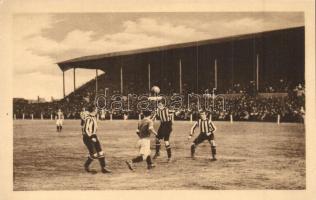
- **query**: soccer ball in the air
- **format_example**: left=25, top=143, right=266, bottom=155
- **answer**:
left=151, top=86, right=160, bottom=94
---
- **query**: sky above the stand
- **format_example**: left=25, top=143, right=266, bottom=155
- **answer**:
left=12, top=12, right=304, bottom=100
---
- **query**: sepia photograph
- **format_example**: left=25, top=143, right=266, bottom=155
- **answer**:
left=0, top=0, right=315, bottom=199
left=11, top=11, right=306, bottom=190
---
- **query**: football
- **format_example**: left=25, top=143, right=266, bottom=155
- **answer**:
left=151, top=85, right=160, bottom=94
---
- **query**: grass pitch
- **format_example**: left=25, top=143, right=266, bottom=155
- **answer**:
left=13, top=120, right=305, bottom=190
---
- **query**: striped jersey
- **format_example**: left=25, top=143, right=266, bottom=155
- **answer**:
left=157, top=108, right=172, bottom=123
left=80, top=111, right=89, bottom=120
left=191, top=118, right=216, bottom=134
left=83, top=115, right=98, bottom=136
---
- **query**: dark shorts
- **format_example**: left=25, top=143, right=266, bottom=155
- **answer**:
left=82, top=134, right=102, bottom=158
left=193, top=132, right=215, bottom=145
left=157, top=121, right=172, bottom=141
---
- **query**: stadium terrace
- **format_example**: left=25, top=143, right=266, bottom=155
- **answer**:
left=13, top=26, right=305, bottom=123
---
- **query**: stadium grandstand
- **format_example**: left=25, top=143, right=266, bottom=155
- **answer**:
left=13, top=26, right=305, bottom=122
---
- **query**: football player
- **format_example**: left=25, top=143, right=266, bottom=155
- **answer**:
left=188, top=111, right=217, bottom=161
left=55, top=109, right=64, bottom=132
left=152, top=102, right=174, bottom=162
left=80, top=107, right=89, bottom=133
left=125, top=111, right=157, bottom=171
left=83, top=107, right=111, bottom=174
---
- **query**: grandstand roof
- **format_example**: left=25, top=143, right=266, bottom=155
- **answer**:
left=57, top=26, right=304, bottom=72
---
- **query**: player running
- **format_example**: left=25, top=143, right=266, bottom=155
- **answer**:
left=82, top=107, right=111, bottom=174
left=153, top=102, right=174, bottom=162
left=188, top=111, right=217, bottom=161
left=125, top=111, right=157, bottom=171
left=55, top=109, right=64, bottom=132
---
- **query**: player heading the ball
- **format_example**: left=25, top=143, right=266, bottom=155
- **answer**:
left=152, top=101, right=174, bottom=162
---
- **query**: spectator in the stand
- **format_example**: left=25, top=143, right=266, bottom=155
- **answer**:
left=294, top=83, right=305, bottom=97
left=13, top=75, right=305, bottom=123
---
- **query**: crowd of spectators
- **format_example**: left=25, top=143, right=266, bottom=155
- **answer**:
left=13, top=79, right=305, bottom=123
left=224, top=79, right=302, bottom=94
left=13, top=71, right=305, bottom=123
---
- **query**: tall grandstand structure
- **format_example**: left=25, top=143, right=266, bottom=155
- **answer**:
left=57, top=26, right=304, bottom=97
left=13, top=26, right=305, bottom=122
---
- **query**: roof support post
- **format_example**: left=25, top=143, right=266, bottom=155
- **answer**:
left=256, top=54, right=259, bottom=91
left=73, top=68, right=76, bottom=92
left=120, top=66, right=123, bottom=94
left=196, top=44, right=199, bottom=93
left=95, top=69, right=98, bottom=95
left=63, top=71, right=65, bottom=98
left=179, top=59, right=182, bottom=94
left=231, top=41, right=234, bottom=88
left=214, top=59, right=217, bottom=89
left=148, top=64, right=151, bottom=93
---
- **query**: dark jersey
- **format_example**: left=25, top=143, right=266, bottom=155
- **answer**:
left=137, top=118, right=154, bottom=138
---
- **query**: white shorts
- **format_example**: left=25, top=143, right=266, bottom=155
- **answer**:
left=56, top=119, right=63, bottom=126
left=137, top=138, right=151, bottom=158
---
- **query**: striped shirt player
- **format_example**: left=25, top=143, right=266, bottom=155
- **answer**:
left=55, top=109, right=64, bottom=132
left=125, top=111, right=157, bottom=171
left=188, top=111, right=217, bottom=161
left=80, top=107, right=89, bottom=132
left=82, top=109, right=111, bottom=174
left=153, top=102, right=173, bottom=161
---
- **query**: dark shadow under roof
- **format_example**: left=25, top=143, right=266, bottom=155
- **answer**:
left=57, top=26, right=304, bottom=72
